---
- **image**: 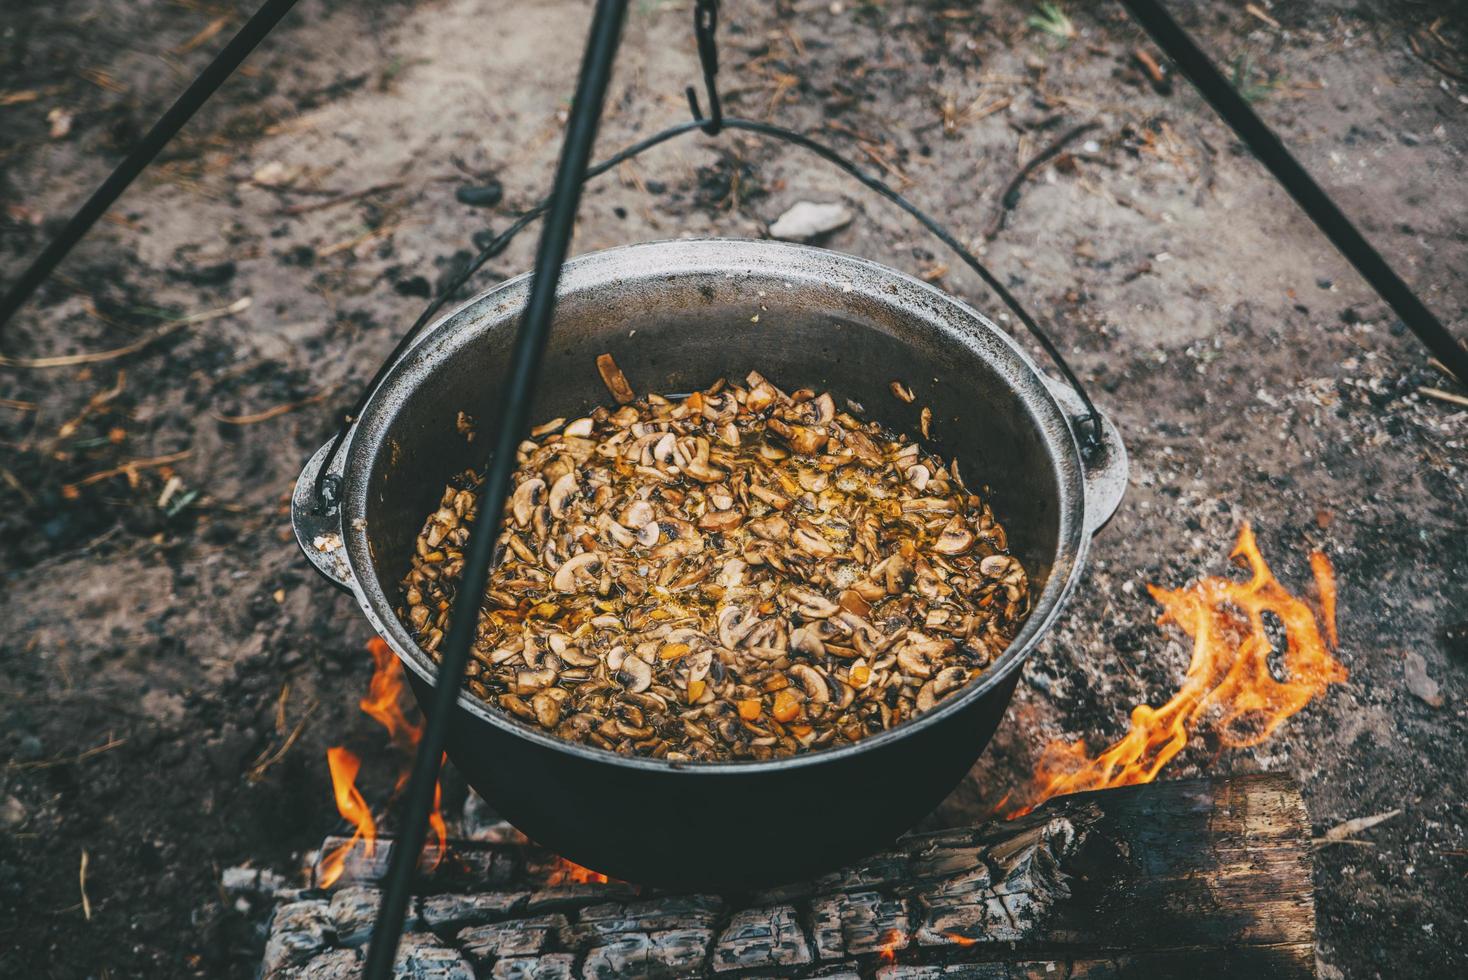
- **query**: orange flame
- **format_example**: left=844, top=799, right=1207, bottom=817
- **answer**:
left=318, top=639, right=448, bottom=886
left=876, top=928, right=905, bottom=963
left=548, top=857, right=611, bottom=885
left=319, top=747, right=376, bottom=889
left=361, top=637, right=423, bottom=788
left=1012, top=524, right=1346, bottom=816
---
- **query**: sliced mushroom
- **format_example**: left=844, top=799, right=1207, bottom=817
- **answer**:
left=551, top=551, right=604, bottom=592
left=933, top=514, right=975, bottom=555
left=717, top=604, right=759, bottom=649
left=636, top=521, right=661, bottom=547
left=792, top=527, right=835, bottom=559
left=789, top=625, right=826, bottom=657
left=786, top=587, right=839, bottom=619
left=890, top=380, right=915, bottom=403
left=790, top=663, right=830, bottom=703
left=597, top=352, right=636, bottom=404
left=746, top=515, right=790, bottom=541
left=617, top=654, right=653, bottom=693
left=932, top=665, right=969, bottom=697
left=548, top=471, right=580, bottom=519
left=698, top=508, right=744, bottom=533
left=511, top=478, right=546, bottom=527
left=896, top=634, right=953, bottom=679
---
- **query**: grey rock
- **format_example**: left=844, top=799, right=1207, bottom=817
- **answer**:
left=768, top=201, right=852, bottom=241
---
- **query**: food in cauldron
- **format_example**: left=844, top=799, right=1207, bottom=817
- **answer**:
left=398, top=360, right=1030, bottom=761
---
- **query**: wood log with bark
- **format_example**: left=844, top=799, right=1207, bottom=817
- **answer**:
left=258, top=772, right=1315, bottom=979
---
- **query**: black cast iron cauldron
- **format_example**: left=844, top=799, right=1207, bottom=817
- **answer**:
left=291, top=239, right=1126, bottom=891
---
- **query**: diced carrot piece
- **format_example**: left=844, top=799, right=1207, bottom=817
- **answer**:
left=772, top=690, right=800, bottom=723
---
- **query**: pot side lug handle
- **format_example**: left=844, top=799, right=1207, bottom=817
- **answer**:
left=291, top=439, right=355, bottom=592
left=1041, top=376, right=1128, bottom=537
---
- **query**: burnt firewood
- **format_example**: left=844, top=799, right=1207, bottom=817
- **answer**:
left=263, top=773, right=1314, bottom=979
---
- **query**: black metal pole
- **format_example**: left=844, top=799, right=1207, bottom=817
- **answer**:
left=0, top=0, right=302, bottom=329
left=1119, top=0, right=1465, bottom=385
left=357, top=0, right=630, bottom=975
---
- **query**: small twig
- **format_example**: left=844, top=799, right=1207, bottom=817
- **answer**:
left=318, top=222, right=402, bottom=259
left=1244, top=4, right=1281, bottom=29
left=0, top=396, right=37, bottom=411
left=6, top=736, right=128, bottom=772
left=986, top=122, right=1101, bottom=239
left=1133, top=48, right=1167, bottom=86
left=211, top=387, right=335, bottom=425
left=1419, top=386, right=1468, bottom=408
left=1313, top=808, right=1402, bottom=847
left=172, top=15, right=233, bottom=55
left=282, top=182, right=402, bottom=216
left=0, top=297, right=251, bottom=369
left=247, top=706, right=316, bottom=783
left=79, top=850, right=92, bottom=921
left=855, top=143, right=913, bottom=188
left=61, top=450, right=190, bottom=497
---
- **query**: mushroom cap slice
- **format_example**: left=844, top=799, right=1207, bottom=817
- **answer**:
left=551, top=551, right=604, bottom=592
left=511, top=477, right=546, bottom=527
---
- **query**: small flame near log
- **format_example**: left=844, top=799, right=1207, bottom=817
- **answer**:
left=319, top=638, right=448, bottom=888
left=319, top=748, right=375, bottom=888
left=547, top=858, right=612, bottom=885
left=1007, top=524, right=1346, bottom=817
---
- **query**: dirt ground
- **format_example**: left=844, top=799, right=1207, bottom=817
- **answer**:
left=1, top=0, right=1464, bottom=977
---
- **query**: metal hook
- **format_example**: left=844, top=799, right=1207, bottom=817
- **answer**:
left=684, top=0, right=722, bottom=135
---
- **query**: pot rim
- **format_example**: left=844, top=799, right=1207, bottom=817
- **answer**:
left=323, top=238, right=1109, bottom=775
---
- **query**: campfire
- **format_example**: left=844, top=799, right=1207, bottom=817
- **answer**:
left=271, top=524, right=1347, bottom=977
left=1007, top=523, right=1346, bottom=816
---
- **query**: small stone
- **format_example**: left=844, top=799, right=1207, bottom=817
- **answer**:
left=768, top=201, right=853, bottom=242
left=395, top=276, right=432, bottom=298
left=456, top=182, right=504, bottom=207
left=1403, top=651, right=1444, bottom=707
left=15, top=735, right=43, bottom=762
left=1445, top=621, right=1468, bottom=659
left=0, top=796, right=25, bottom=830
left=471, top=230, right=497, bottom=252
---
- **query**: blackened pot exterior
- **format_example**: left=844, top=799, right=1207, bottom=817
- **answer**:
left=408, top=668, right=1022, bottom=890
left=293, top=240, right=1126, bottom=889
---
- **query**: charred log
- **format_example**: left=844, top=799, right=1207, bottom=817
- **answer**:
left=261, top=773, right=1314, bottom=979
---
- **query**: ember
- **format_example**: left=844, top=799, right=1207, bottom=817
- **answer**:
left=1012, top=524, right=1346, bottom=816
left=319, top=638, right=447, bottom=885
